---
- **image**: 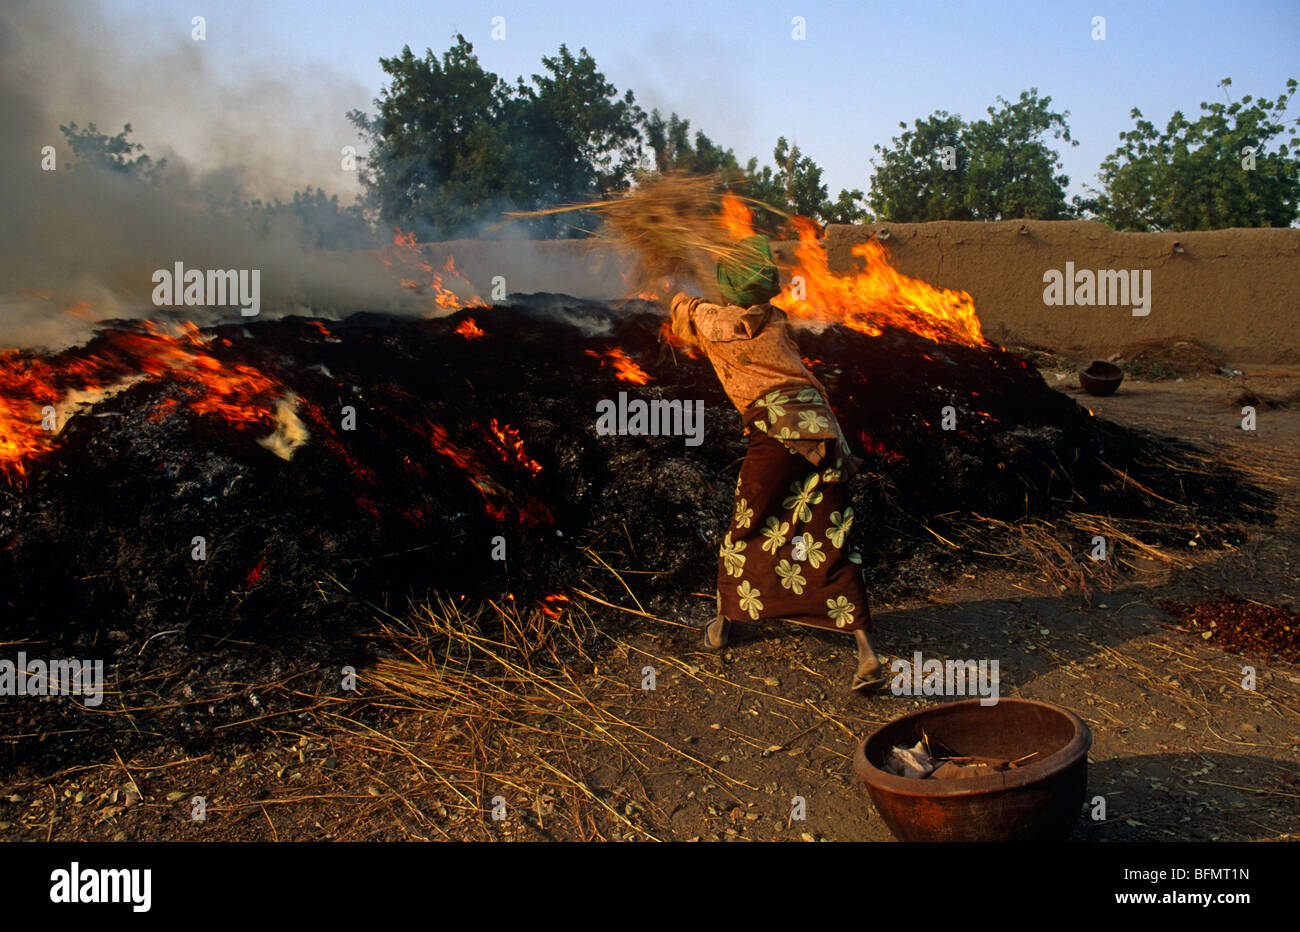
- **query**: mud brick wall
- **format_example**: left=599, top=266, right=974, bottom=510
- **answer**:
left=822, top=221, right=1300, bottom=365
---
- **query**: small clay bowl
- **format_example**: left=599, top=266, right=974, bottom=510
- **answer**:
left=1079, top=361, right=1123, bottom=396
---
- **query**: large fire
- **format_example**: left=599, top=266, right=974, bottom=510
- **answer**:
left=1, top=225, right=492, bottom=479
left=718, top=194, right=986, bottom=348
left=1, top=194, right=985, bottom=492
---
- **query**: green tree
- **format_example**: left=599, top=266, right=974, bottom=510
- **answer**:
left=60, top=122, right=166, bottom=182
left=644, top=110, right=743, bottom=176
left=348, top=36, right=645, bottom=238
left=822, top=187, right=870, bottom=225
left=743, top=137, right=869, bottom=227
left=868, top=90, right=1075, bottom=221
left=348, top=37, right=514, bottom=237
left=256, top=188, right=377, bottom=250
left=521, top=46, right=644, bottom=198
left=1080, top=78, right=1300, bottom=231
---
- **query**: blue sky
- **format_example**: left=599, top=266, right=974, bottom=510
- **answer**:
left=105, top=0, right=1300, bottom=202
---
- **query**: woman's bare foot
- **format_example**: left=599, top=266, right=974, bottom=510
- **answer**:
left=851, top=630, right=885, bottom=692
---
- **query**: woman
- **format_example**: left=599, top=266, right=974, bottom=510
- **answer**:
left=669, top=235, right=885, bottom=691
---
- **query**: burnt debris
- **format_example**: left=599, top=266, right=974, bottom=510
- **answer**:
left=0, top=295, right=1271, bottom=768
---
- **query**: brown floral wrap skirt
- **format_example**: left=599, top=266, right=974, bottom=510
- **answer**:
left=716, top=384, right=871, bottom=633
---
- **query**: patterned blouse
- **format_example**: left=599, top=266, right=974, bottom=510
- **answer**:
left=670, top=293, right=861, bottom=474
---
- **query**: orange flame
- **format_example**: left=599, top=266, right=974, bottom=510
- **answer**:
left=539, top=593, right=570, bottom=618
left=1, top=320, right=289, bottom=480
left=424, top=420, right=552, bottom=526
left=383, top=228, right=490, bottom=311
left=306, top=320, right=337, bottom=341
left=487, top=418, right=543, bottom=476
left=455, top=317, right=486, bottom=340
left=585, top=347, right=652, bottom=385
left=717, top=201, right=986, bottom=348
left=720, top=193, right=757, bottom=239
left=427, top=422, right=505, bottom=501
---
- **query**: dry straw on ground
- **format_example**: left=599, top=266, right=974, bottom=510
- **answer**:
left=306, top=594, right=731, bottom=839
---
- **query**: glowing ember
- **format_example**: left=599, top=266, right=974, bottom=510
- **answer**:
left=305, top=320, right=339, bottom=341
left=858, top=430, right=903, bottom=461
left=539, top=593, right=571, bottom=618
left=426, top=421, right=506, bottom=502
left=585, top=347, right=652, bottom=384
left=455, top=317, right=486, bottom=340
left=487, top=418, right=543, bottom=476
left=424, top=420, right=553, bottom=526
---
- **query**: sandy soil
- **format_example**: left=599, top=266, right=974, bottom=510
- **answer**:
left=3, top=367, right=1297, bottom=842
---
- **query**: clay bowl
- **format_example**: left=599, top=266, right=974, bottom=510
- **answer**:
left=1079, top=360, right=1124, bottom=396
left=853, top=699, right=1091, bottom=842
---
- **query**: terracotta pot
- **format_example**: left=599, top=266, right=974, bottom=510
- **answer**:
left=1079, top=360, right=1124, bottom=396
left=853, top=698, right=1091, bottom=842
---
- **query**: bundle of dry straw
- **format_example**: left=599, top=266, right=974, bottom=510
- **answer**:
left=508, top=171, right=784, bottom=302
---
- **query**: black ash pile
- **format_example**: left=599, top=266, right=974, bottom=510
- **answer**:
left=0, top=296, right=1271, bottom=768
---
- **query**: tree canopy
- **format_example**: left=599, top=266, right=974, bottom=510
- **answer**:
left=348, top=35, right=646, bottom=238
left=644, top=110, right=743, bottom=177
left=867, top=90, right=1076, bottom=222
left=60, top=122, right=167, bottom=183
left=744, top=137, right=869, bottom=227
left=1078, top=78, right=1300, bottom=231
left=63, top=52, right=1299, bottom=244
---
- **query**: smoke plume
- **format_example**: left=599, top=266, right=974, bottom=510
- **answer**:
left=0, top=0, right=419, bottom=349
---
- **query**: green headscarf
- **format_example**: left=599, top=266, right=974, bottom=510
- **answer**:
left=716, top=235, right=781, bottom=307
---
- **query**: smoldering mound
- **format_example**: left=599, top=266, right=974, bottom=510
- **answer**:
left=0, top=297, right=1271, bottom=770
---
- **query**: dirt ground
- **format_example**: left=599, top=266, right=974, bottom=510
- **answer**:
left=3, top=364, right=1297, bottom=842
